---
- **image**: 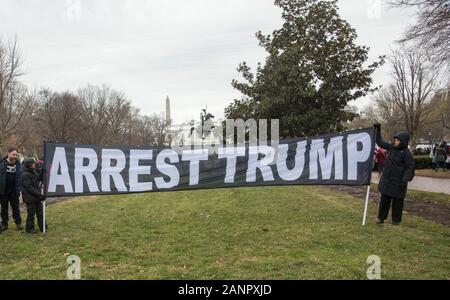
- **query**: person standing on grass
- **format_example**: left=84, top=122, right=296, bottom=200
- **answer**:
left=373, top=124, right=415, bottom=225
left=431, top=143, right=438, bottom=170
left=374, top=147, right=386, bottom=174
left=435, top=142, right=447, bottom=172
left=20, top=158, right=46, bottom=234
left=445, top=141, right=449, bottom=170
left=0, top=147, right=23, bottom=231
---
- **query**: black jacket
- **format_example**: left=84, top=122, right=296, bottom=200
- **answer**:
left=376, top=131, right=415, bottom=198
left=435, top=144, right=447, bottom=162
left=0, top=157, right=21, bottom=196
left=20, top=165, right=43, bottom=204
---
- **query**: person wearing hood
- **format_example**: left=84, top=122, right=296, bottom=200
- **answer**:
left=20, top=158, right=46, bottom=234
left=373, top=124, right=415, bottom=225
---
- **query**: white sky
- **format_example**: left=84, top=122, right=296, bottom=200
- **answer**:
left=0, top=0, right=416, bottom=123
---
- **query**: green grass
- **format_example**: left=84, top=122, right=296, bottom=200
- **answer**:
left=370, top=183, right=450, bottom=204
left=406, top=189, right=450, bottom=204
left=0, top=186, right=449, bottom=279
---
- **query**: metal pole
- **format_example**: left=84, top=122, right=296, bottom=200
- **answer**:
left=362, top=185, right=371, bottom=226
left=42, top=140, right=47, bottom=234
left=43, top=200, right=46, bottom=234
left=363, top=126, right=377, bottom=226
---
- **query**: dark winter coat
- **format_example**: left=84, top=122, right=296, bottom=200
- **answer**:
left=0, top=157, right=21, bottom=196
left=20, top=165, right=43, bottom=204
left=376, top=131, right=415, bottom=199
left=435, top=145, right=447, bottom=162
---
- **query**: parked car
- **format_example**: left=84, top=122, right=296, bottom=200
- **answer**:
left=447, top=145, right=450, bottom=165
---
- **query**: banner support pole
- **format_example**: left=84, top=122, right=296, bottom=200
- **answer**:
left=362, top=185, right=371, bottom=226
left=362, top=126, right=378, bottom=226
left=42, top=140, right=47, bottom=235
left=43, top=200, right=46, bottom=234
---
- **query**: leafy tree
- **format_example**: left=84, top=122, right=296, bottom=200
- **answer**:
left=225, top=0, right=384, bottom=137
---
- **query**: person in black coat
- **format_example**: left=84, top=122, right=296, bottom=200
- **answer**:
left=435, top=142, right=448, bottom=172
left=20, top=158, right=46, bottom=234
left=374, top=124, right=415, bottom=225
left=0, top=147, right=22, bottom=231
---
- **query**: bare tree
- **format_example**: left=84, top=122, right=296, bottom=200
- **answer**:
left=438, top=88, right=450, bottom=130
left=388, top=50, right=438, bottom=147
left=420, top=87, right=450, bottom=141
left=0, top=36, right=33, bottom=152
left=123, top=107, right=141, bottom=146
left=135, top=115, right=157, bottom=146
left=149, top=113, right=171, bottom=146
left=77, top=84, right=110, bottom=144
left=1, top=36, right=178, bottom=150
left=390, top=0, right=450, bottom=67
left=104, top=91, right=132, bottom=145
left=365, top=87, right=406, bottom=139
left=35, top=89, right=82, bottom=143
left=11, top=89, right=40, bottom=156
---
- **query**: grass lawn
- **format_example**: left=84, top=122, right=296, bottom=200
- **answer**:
left=370, top=183, right=450, bottom=205
left=0, top=186, right=449, bottom=280
left=415, top=169, right=450, bottom=179
left=406, top=188, right=450, bottom=204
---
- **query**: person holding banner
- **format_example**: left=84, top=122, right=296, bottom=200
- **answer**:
left=20, top=158, right=46, bottom=234
left=0, top=147, right=23, bottom=231
left=374, top=124, right=415, bottom=225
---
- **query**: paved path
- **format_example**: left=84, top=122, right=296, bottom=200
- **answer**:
left=371, top=172, right=450, bottom=195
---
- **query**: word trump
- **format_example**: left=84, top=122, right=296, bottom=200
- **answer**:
left=45, top=128, right=374, bottom=197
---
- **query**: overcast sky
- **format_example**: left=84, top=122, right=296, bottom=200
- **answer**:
left=0, top=0, right=416, bottom=123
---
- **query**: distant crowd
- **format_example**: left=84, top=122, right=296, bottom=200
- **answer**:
left=430, top=142, right=450, bottom=171
left=375, top=141, right=449, bottom=173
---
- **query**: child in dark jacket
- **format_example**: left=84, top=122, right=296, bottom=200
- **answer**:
left=374, top=124, right=415, bottom=225
left=20, top=158, right=46, bottom=233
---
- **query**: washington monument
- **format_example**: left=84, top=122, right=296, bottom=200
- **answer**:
left=165, top=96, right=171, bottom=125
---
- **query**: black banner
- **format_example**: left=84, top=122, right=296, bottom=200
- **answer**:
left=44, top=128, right=375, bottom=197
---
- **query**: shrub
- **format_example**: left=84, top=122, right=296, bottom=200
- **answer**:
left=414, top=156, right=432, bottom=170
